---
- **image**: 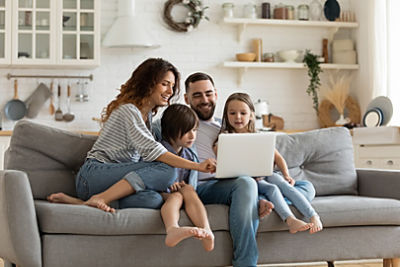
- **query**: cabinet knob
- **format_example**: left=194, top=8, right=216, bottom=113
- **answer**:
left=387, top=160, right=394, bottom=165
left=366, top=160, right=372, bottom=165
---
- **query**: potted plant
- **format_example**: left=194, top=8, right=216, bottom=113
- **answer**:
left=303, top=50, right=323, bottom=114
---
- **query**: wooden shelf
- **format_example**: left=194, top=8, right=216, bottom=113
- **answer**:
left=223, top=61, right=359, bottom=85
left=223, top=17, right=359, bottom=41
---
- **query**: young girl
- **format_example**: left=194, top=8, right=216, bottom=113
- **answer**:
left=48, top=58, right=216, bottom=213
left=158, top=104, right=214, bottom=251
left=215, top=92, right=323, bottom=234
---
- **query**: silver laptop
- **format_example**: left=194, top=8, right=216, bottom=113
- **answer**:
left=215, top=133, right=276, bottom=178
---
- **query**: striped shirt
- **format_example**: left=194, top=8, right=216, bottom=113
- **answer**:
left=87, top=103, right=167, bottom=163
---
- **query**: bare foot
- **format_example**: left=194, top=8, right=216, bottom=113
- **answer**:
left=310, top=215, right=323, bottom=234
left=47, top=192, right=84, bottom=205
left=286, top=216, right=313, bottom=234
left=84, top=195, right=115, bottom=213
left=165, top=226, right=204, bottom=247
left=201, top=228, right=215, bottom=252
left=259, top=199, right=274, bottom=219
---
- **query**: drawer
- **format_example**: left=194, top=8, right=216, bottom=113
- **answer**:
left=358, top=145, right=400, bottom=158
left=356, top=158, right=400, bottom=170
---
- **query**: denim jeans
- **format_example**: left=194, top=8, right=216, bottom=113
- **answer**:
left=258, top=173, right=317, bottom=221
left=75, top=159, right=176, bottom=209
left=197, top=176, right=259, bottom=267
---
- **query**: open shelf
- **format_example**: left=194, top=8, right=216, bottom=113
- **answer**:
left=223, top=61, right=359, bottom=85
left=223, top=17, right=359, bottom=41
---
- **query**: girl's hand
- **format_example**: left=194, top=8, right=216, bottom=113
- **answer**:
left=198, top=158, right=217, bottom=173
left=284, top=175, right=295, bottom=186
left=169, top=182, right=182, bottom=192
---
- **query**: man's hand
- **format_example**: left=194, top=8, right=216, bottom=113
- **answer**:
left=198, top=158, right=217, bottom=173
left=169, top=181, right=186, bottom=192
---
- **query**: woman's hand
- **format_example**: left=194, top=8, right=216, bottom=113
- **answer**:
left=198, top=158, right=217, bottom=173
left=284, top=175, right=295, bottom=186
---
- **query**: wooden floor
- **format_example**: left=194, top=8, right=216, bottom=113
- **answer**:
left=0, top=258, right=383, bottom=267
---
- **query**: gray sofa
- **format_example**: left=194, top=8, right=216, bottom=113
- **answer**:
left=1, top=120, right=400, bottom=267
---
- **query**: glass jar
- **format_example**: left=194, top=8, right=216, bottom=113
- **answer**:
left=298, top=4, right=309, bottom=20
left=261, top=2, right=271, bottom=19
left=273, top=3, right=288, bottom=19
left=263, top=52, right=275, bottom=62
left=222, top=2, right=234, bottom=18
left=244, top=3, right=257, bottom=19
left=286, top=5, right=295, bottom=20
left=309, top=0, right=322, bottom=21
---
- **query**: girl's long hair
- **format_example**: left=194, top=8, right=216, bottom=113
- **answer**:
left=101, top=58, right=180, bottom=122
left=220, top=92, right=256, bottom=133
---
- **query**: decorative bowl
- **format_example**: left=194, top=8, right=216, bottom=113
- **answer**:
left=278, top=50, right=300, bottom=62
left=236, top=52, right=256, bottom=62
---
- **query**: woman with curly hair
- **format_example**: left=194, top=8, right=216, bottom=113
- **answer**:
left=57, top=58, right=215, bottom=212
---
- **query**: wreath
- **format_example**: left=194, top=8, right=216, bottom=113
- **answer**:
left=163, top=0, right=209, bottom=32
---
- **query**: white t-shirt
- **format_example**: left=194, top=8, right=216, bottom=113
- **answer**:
left=195, top=118, right=221, bottom=181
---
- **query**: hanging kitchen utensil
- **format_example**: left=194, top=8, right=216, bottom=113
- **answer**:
left=24, top=82, right=51, bottom=118
left=55, top=84, right=63, bottom=121
left=4, top=79, right=27, bottom=121
left=49, top=81, right=55, bottom=115
left=63, top=84, right=75, bottom=122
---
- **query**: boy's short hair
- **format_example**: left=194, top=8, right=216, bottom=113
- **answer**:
left=161, top=104, right=199, bottom=143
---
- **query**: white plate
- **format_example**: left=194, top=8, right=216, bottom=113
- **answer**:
left=365, top=96, right=393, bottom=126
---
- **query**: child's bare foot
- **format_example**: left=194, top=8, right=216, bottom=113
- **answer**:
left=47, top=192, right=84, bottom=205
left=259, top=199, right=274, bottom=219
left=286, top=216, right=313, bottom=234
left=165, top=226, right=204, bottom=247
left=84, top=195, right=115, bottom=213
left=310, top=215, right=323, bottom=234
left=201, top=228, right=215, bottom=252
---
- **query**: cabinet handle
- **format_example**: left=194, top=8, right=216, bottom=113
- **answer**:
left=366, top=160, right=372, bottom=165
left=387, top=160, right=394, bottom=165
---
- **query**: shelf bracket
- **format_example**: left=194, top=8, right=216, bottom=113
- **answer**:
left=328, top=27, right=339, bottom=42
left=237, top=67, right=247, bottom=86
left=238, top=24, right=247, bottom=42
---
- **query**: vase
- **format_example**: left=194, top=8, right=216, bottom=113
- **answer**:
left=323, top=0, right=340, bottom=21
left=309, top=0, right=322, bottom=21
left=335, top=114, right=350, bottom=126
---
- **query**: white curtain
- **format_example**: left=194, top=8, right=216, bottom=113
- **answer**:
left=372, top=0, right=399, bottom=125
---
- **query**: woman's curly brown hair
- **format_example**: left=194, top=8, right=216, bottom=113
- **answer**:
left=101, top=58, right=181, bottom=122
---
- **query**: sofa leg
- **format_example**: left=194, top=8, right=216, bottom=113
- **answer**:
left=327, top=261, right=335, bottom=267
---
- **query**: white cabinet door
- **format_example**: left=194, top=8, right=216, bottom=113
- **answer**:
left=5, top=0, right=100, bottom=68
left=0, top=136, right=11, bottom=170
left=0, top=0, right=12, bottom=65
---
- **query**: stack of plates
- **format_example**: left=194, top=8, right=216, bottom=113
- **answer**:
left=362, top=96, right=393, bottom=127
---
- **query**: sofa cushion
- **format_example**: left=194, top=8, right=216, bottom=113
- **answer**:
left=276, top=127, right=357, bottom=196
left=4, top=120, right=97, bottom=199
left=36, top=195, right=400, bottom=235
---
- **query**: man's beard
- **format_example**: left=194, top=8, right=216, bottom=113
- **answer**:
left=192, top=103, right=216, bottom=121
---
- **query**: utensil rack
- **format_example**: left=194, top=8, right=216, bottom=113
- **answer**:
left=6, top=73, right=93, bottom=81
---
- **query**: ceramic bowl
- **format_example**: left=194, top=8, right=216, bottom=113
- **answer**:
left=236, top=52, right=256, bottom=62
left=278, top=50, right=300, bottom=62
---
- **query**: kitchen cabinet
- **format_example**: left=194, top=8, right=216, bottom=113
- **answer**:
left=3, top=0, right=100, bottom=68
left=0, top=135, right=11, bottom=170
left=0, top=0, right=12, bottom=65
left=222, top=18, right=360, bottom=85
left=353, top=127, right=400, bottom=170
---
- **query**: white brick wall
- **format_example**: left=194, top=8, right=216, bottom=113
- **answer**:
left=1, top=0, right=365, bottom=132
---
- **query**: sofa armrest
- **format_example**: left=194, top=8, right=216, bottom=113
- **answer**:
left=357, top=168, right=400, bottom=200
left=0, top=170, right=42, bottom=267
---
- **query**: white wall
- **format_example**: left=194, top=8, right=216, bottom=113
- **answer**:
left=0, top=0, right=367, bottom=132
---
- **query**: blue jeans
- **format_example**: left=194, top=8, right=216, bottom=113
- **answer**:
left=258, top=173, right=317, bottom=221
left=75, top=159, right=177, bottom=209
left=197, top=176, right=259, bottom=267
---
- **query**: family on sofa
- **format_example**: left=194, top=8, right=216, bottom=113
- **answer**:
left=47, top=58, right=322, bottom=267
